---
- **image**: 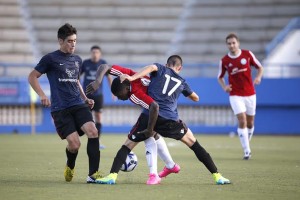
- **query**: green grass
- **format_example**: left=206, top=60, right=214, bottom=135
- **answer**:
left=0, top=134, right=299, bottom=200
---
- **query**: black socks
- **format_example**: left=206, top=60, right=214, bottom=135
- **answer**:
left=110, top=145, right=131, bottom=174
left=66, top=148, right=78, bottom=169
left=190, top=140, right=218, bottom=174
left=87, top=137, right=100, bottom=176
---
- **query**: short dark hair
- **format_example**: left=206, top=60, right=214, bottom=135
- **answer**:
left=91, top=45, right=101, bottom=52
left=111, top=77, right=130, bottom=96
left=166, top=55, right=182, bottom=67
left=226, top=33, right=239, bottom=42
left=57, top=23, right=77, bottom=41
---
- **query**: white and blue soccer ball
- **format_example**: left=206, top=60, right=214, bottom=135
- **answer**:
left=120, top=152, right=138, bottom=172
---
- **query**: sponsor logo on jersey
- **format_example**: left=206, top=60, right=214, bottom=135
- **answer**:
left=229, top=63, right=233, bottom=67
left=141, top=78, right=151, bottom=86
left=58, top=68, right=77, bottom=82
left=240, top=58, right=247, bottom=65
left=230, top=67, right=247, bottom=75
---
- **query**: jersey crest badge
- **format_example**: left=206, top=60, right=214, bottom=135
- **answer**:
left=66, top=68, right=75, bottom=78
left=240, top=58, right=247, bottom=65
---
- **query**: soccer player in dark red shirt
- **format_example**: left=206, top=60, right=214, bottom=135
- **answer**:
left=218, top=33, right=264, bottom=160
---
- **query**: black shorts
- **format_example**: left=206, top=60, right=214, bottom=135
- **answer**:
left=51, top=104, right=94, bottom=140
left=128, top=113, right=188, bottom=142
left=87, top=94, right=103, bottom=112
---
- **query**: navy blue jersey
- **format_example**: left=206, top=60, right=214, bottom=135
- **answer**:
left=81, top=59, right=107, bottom=96
left=143, top=63, right=193, bottom=121
left=35, top=50, right=84, bottom=112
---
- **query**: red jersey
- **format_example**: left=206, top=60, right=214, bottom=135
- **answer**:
left=110, top=65, right=154, bottom=109
left=218, top=49, right=263, bottom=96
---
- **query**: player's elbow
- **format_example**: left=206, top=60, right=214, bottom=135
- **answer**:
left=150, top=101, right=159, bottom=111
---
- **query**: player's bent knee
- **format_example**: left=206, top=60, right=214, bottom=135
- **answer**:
left=82, top=122, right=98, bottom=138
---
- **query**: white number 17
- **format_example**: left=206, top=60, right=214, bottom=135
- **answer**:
left=162, top=74, right=182, bottom=96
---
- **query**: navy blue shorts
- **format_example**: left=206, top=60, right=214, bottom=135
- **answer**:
left=128, top=113, right=188, bottom=142
left=51, top=104, right=94, bottom=139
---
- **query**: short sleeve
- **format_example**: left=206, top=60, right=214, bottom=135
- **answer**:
left=249, top=51, right=263, bottom=69
left=35, top=54, right=51, bottom=74
left=182, top=82, right=193, bottom=97
left=217, top=60, right=226, bottom=78
left=110, top=65, right=135, bottom=76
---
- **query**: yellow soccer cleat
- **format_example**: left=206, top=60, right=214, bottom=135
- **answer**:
left=95, top=173, right=118, bottom=184
left=212, top=173, right=231, bottom=185
left=86, top=171, right=104, bottom=183
left=64, top=165, right=75, bottom=182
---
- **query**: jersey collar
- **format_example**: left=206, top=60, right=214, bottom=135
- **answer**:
left=228, top=49, right=241, bottom=59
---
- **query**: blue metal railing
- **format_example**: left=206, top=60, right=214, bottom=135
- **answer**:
left=265, top=17, right=300, bottom=55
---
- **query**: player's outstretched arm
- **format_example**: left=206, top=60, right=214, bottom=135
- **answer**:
left=188, top=92, right=199, bottom=102
left=86, top=64, right=112, bottom=95
left=28, top=69, right=51, bottom=107
left=126, top=64, right=158, bottom=82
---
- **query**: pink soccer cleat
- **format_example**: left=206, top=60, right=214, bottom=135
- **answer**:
left=158, top=163, right=181, bottom=178
left=146, top=173, right=161, bottom=185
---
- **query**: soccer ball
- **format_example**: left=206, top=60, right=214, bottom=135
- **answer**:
left=120, top=152, right=138, bottom=172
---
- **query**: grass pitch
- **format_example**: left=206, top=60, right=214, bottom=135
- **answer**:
left=0, top=134, right=299, bottom=200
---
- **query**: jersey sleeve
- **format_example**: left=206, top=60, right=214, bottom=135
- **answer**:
left=248, top=51, right=263, bottom=69
left=110, top=65, right=135, bottom=76
left=35, top=54, right=51, bottom=74
left=217, top=60, right=227, bottom=78
left=129, top=91, right=154, bottom=110
left=182, top=82, right=193, bottom=97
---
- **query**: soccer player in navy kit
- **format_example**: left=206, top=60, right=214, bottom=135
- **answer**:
left=28, top=23, right=102, bottom=183
left=81, top=45, right=113, bottom=149
left=97, top=55, right=231, bottom=185
left=86, top=64, right=180, bottom=185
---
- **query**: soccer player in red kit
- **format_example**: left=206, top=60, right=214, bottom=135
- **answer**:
left=218, top=33, right=264, bottom=160
left=86, top=64, right=180, bottom=185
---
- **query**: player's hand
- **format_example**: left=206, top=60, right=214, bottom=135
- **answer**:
left=137, top=129, right=155, bottom=138
left=85, top=98, right=95, bottom=109
left=119, top=74, right=133, bottom=83
left=40, top=94, right=51, bottom=107
left=224, top=84, right=232, bottom=93
left=253, top=77, right=261, bottom=85
left=86, top=80, right=100, bottom=95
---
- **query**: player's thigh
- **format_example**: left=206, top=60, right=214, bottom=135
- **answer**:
left=245, top=95, right=256, bottom=116
left=229, top=96, right=246, bottom=115
left=155, top=118, right=188, bottom=140
left=128, top=113, right=149, bottom=142
left=71, top=104, right=97, bottom=138
left=180, top=128, right=196, bottom=147
left=51, top=109, right=77, bottom=140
